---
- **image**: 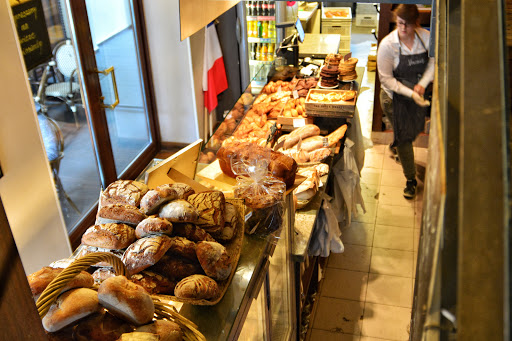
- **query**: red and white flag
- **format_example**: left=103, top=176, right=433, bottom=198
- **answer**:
left=203, top=23, right=228, bottom=113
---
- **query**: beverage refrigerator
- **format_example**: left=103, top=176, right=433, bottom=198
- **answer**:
left=239, top=1, right=279, bottom=95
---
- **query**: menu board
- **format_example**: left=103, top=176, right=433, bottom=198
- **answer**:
left=10, top=0, right=52, bottom=71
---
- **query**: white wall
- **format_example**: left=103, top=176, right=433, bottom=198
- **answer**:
left=143, top=0, right=201, bottom=144
left=0, top=0, right=71, bottom=274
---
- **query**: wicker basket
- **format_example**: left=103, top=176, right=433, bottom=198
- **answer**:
left=35, top=252, right=206, bottom=341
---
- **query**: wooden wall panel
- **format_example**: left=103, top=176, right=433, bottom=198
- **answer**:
left=179, top=0, right=239, bottom=41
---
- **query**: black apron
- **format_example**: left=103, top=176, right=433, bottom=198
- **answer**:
left=392, top=32, right=429, bottom=145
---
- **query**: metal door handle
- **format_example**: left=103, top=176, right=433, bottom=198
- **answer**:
left=95, top=66, right=119, bottom=109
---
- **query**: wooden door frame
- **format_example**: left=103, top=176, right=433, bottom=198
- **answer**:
left=66, top=0, right=160, bottom=248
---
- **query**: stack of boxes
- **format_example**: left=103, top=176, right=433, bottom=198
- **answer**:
left=367, top=43, right=377, bottom=71
left=321, top=6, right=352, bottom=56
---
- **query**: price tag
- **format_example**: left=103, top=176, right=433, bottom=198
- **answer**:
left=292, top=90, right=299, bottom=99
left=322, top=137, right=329, bottom=147
left=293, top=118, right=306, bottom=128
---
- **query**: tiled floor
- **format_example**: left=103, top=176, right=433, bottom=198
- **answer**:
left=306, top=143, right=426, bottom=341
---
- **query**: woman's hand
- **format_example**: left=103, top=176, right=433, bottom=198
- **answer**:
left=412, top=92, right=430, bottom=107
left=414, top=84, right=425, bottom=96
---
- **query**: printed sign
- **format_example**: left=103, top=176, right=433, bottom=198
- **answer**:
left=11, top=0, right=52, bottom=71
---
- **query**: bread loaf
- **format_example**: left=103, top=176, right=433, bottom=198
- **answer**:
left=136, top=320, right=183, bottom=341
left=307, top=147, right=331, bottom=163
left=135, top=217, right=173, bottom=238
left=129, top=271, right=176, bottom=295
left=117, top=332, right=159, bottom=341
left=174, top=274, right=219, bottom=300
left=217, top=202, right=238, bottom=241
left=72, top=310, right=133, bottom=341
left=327, top=124, right=348, bottom=147
left=195, top=241, right=232, bottom=281
left=100, top=180, right=148, bottom=208
left=217, top=142, right=297, bottom=188
left=92, top=267, right=116, bottom=284
left=42, top=288, right=100, bottom=332
left=82, top=223, right=136, bottom=250
left=98, top=276, right=154, bottom=325
left=187, top=191, right=225, bottom=228
left=76, top=246, right=124, bottom=267
left=140, top=183, right=194, bottom=215
left=283, top=124, right=320, bottom=149
left=159, top=200, right=199, bottom=223
left=167, top=236, right=197, bottom=261
left=28, top=267, right=94, bottom=301
left=299, top=135, right=328, bottom=152
left=172, top=223, right=215, bottom=242
left=122, top=235, right=172, bottom=275
left=149, top=254, right=203, bottom=280
left=96, top=204, right=146, bottom=226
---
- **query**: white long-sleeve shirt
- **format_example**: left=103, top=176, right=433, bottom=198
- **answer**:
left=377, top=28, right=435, bottom=99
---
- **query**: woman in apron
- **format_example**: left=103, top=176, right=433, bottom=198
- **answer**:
left=377, top=4, right=434, bottom=199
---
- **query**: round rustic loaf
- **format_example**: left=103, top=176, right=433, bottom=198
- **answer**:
left=100, top=180, right=149, bottom=208
left=135, top=217, right=173, bottom=238
left=95, top=204, right=147, bottom=226
left=174, top=274, right=219, bottom=300
left=139, top=182, right=194, bottom=215
left=81, top=223, right=136, bottom=250
left=129, top=271, right=176, bottom=295
left=186, top=191, right=226, bottom=228
left=122, top=235, right=172, bottom=275
left=136, top=320, right=183, bottom=341
left=195, top=241, right=232, bottom=281
left=98, top=276, right=154, bottom=326
left=159, top=200, right=199, bottom=223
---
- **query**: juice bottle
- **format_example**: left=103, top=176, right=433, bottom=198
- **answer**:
left=268, top=43, right=274, bottom=61
left=257, top=21, right=262, bottom=38
left=255, top=43, right=261, bottom=61
left=261, top=21, right=268, bottom=39
left=261, top=43, right=268, bottom=61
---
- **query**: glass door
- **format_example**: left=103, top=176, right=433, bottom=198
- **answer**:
left=84, top=0, right=152, bottom=176
left=63, top=0, right=158, bottom=242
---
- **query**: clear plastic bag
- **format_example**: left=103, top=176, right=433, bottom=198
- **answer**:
left=309, top=193, right=344, bottom=257
left=231, top=155, right=286, bottom=238
left=331, top=138, right=366, bottom=228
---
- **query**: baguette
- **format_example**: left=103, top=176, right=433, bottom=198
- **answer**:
left=300, top=135, right=328, bottom=152
left=283, top=124, right=320, bottom=150
left=327, top=124, right=348, bottom=147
